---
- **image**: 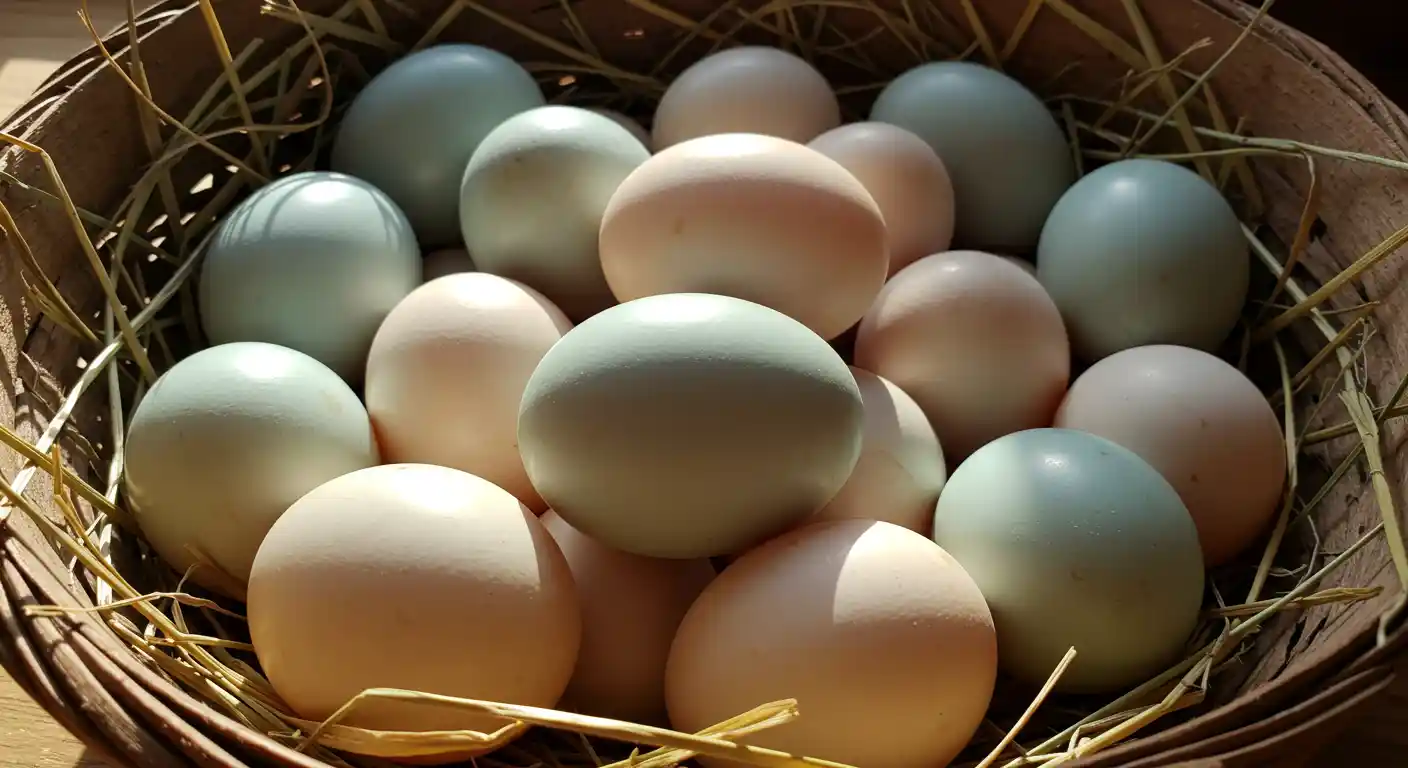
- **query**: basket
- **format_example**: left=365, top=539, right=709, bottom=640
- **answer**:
left=2, top=1, right=1408, bottom=766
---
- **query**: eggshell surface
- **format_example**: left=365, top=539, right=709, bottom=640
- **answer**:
left=808, top=122, right=956, bottom=275
left=1037, top=159, right=1249, bottom=360
left=666, top=520, right=997, bottom=768
left=589, top=107, right=651, bottom=148
left=542, top=511, right=715, bottom=723
left=809, top=368, right=946, bottom=535
left=932, top=428, right=1205, bottom=693
left=871, top=61, right=1074, bottom=251
left=460, top=106, right=649, bottom=320
left=123, top=342, right=379, bottom=597
left=423, top=248, right=476, bottom=281
left=198, top=171, right=421, bottom=381
left=652, top=46, right=839, bottom=150
left=600, top=133, right=888, bottom=340
left=855, top=251, right=1070, bottom=461
left=518, top=293, right=864, bottom=559
left=331, top=44, right=544, bottom=246
left=364, top=273, right=572, bottom=511
left=248, top=464, right=580, bottom=755
left=1055, top=345, right=1286, bottom=566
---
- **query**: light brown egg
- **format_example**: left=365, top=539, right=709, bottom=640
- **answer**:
left=600, top=133, right=888, bottom=340
left=364, top=273, right=572, bottom=512
left=1054, top=344, right=1287, bottom=566
left=855, top=250, right=1070, bottom=461
left=808, top=367, right=946, bottom=535
left=248, top=464, right=580, bottom=760
left=541, top=511, right=714, bottom=724
left=666, top=520, right=996, bottom=768
left=809, top=122, right=955, bottom=276
left=422, top=248, right=476, bottom=281
left=652, top=47, right=839, bottom=151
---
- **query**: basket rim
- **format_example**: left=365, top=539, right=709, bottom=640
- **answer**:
left=3, top=1, right=1408, bottom=767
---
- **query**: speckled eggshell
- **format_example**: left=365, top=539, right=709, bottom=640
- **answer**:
left=871, top=61, right=1074, bottom=252
left=1055, top=345, right=1287, bottom=566
left=1037, top=159, right=1250, bottom=361
left=331, top=44, right=545, bottom=246
left=854, top=251, right=1070, bottom=461
left=808, top=122, right=956, bottom=276
left=542, top=511, right=715, bottom=723
left=666, top=519, right=997, bottom=768
left=248, top=464, right=580, bottom=760
left=123, top=342, right=379, bottom=598
left=589, top=107, right=651, bottom=149
left=652, top=46, right=839, bottom=151
left=599, top=133, right=888, bottom=340
left=423, top=248, right=476, bottom=281
left=364, top=273, right=572, bottom=512
left=932, top=428, right=1205, bottom=694
left=808, top=367, right=946, bottom=535
left=460, top=106, right=649, bottom=321
left=198, top=171, right=421, bottom=381
left=518, top=293, right=864, bottom=559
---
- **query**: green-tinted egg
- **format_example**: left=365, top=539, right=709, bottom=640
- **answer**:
left=932, top=428, right=1204, bottom=694
left=518, top=293, right=864, bottom=559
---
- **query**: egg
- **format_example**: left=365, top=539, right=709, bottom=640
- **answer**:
left=589, top=107, right=651, bottom=148
left=854, top=251, right=1070, bottom=461
left=871, top=61, right=1074, bottom=251
left=652, top=46, right=839, bottom=150
left=460, top=106, right=649, bottom=321
left=541, top=511, right=714, bottom=723
left=809, top=368, right=946, bottom=535
left=123, top=342, right=379, bottom=597
left=518, top=293, right=863, bottom=559
left=1055, top=345, right=1286, bottom=566
left=666, top=520, right=996, bottom=768
left=248, top=464, right=580, bottom=759
left=364, top=273, right=572, bottom=512
left=423, top=248, right=476, bottom=281
left=933, top=428, right=1204, bottom=694
left=198, top=172, right=421, bottom=380
left=1037, top=159, right=1250, bottom=361
left=331, top=44, right=544, bottom=245
left=600, top=133, right=888, bottom=340
left=808, top=122, right=956, bottom=276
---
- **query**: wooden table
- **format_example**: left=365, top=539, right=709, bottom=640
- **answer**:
left=1, top=1, right=1407, bottom=767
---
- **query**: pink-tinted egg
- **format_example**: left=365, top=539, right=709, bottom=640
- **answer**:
left=1054, top=344, right=1286, bottom=566
left=855, top=251, right=1070, bottom=461
left=809, top=122, right=955, bottom=276
left=600, top=133, right=888, bottom=340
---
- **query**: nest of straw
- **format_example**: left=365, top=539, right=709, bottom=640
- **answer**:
left=2, top=0, right=1407, bottom=766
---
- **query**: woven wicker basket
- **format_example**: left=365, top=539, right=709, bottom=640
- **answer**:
left=2, top=1, right=1408, bottom=766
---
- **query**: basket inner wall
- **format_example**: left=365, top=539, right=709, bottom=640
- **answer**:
left=1, top=0, right=1407, bottom=764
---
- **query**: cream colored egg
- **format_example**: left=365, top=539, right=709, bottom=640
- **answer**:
left=653, top=46, right=839, bottom=150
left=666, top=520, right=996, bottom=768
left=600, top=133, right=888, bottom=340
left=123, top=342, right=379, bottom=598
left=1055, top=345, right=1287, bottom=566
left=542, top=511, right=714, bottom=723
left=423, top=248, right=476, bottom=281
left=248, top=464, right=580, bottom=760
left=809, top=122, right=955, bottom=276
left=855, top=251, right=1070, bottom=460
left=809, top=368, right=946, bottom=535
left=364, top=273, right=572, bottom=512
